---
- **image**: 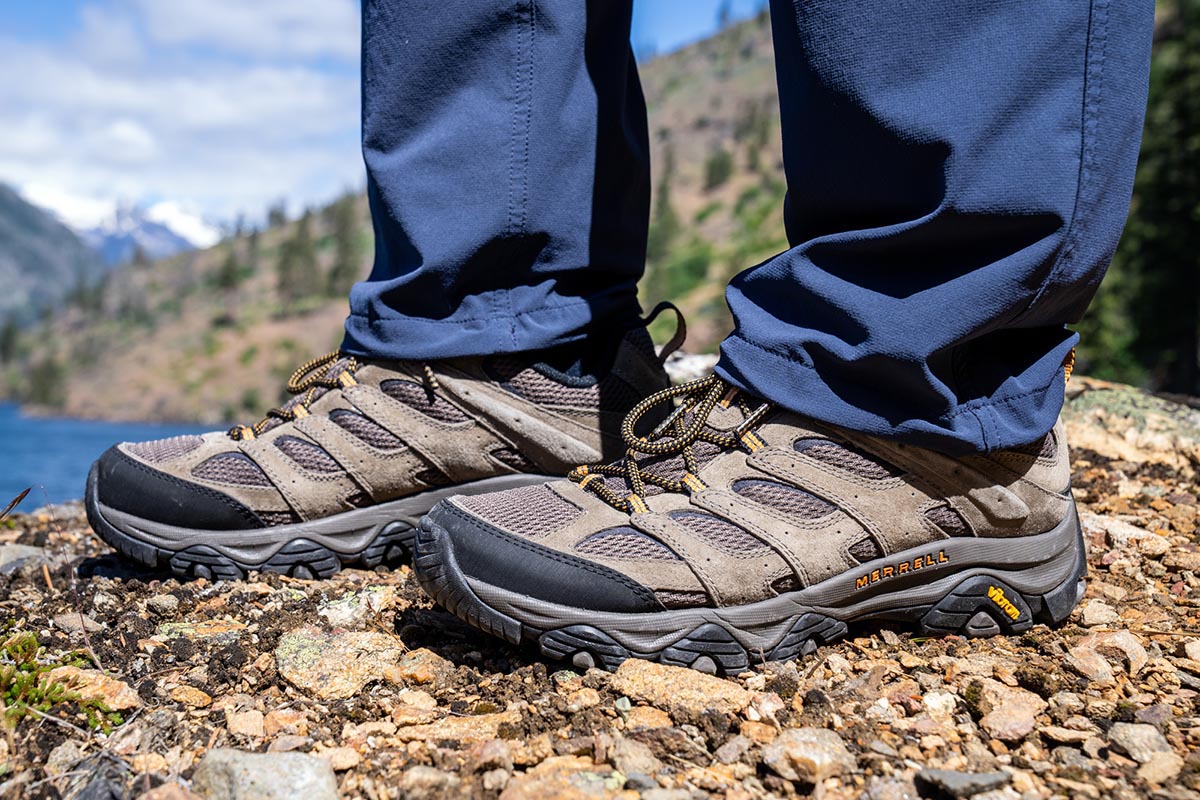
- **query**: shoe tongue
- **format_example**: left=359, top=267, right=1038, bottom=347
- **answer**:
left=702, top=400, right=748, bottom=432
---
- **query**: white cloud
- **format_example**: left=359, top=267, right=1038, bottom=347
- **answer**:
left=133, top=0, right=360, bottom=62
left=0, top=1, right=363, bottom=228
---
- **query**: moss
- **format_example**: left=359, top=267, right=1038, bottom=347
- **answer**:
left=962, top=680, right=984, bottom=718
left=0, top=632, right=123, bottom=732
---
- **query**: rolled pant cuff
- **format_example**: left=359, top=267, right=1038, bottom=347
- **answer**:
left=341, top=294, right=642, bottom=361
left=714, top=333, right=1068, bottom=456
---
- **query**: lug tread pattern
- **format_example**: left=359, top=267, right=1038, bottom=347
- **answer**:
left=87, top=470, right=414, bottom=581
left=415, top=515, right=1091, bottom=674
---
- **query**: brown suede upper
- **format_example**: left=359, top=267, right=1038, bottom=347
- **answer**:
left=114, top=330, right=670, bottom=525
left=448, top=379, right=1074, bottom=609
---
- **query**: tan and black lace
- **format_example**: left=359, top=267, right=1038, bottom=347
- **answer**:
left=229, top=351, right=446, bottom=440
left=229, top=351, right=361, bottom=440
left=568, top=374, right=771, bottom=513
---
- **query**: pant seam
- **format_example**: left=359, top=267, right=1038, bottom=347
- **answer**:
left=346, top=295, right=599, bottom=327
left=1013, top=0, right=1110, bottom=324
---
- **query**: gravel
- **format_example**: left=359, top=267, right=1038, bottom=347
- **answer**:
left=0, top=376, right=1197, bottom=798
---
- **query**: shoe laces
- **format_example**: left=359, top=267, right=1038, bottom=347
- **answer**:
left=568, top=374, right=771, bottom=513
left=229, top=352, right=445, bottom=440
left=229, top=351, right=360, bottom=440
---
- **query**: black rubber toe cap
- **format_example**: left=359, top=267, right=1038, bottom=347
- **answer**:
left=427, top=500, right=663, bottom=614
left=93, top=446, right=265, bottom=531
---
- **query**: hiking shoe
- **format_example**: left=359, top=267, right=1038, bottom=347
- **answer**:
left=414, top=374, right=1086, bottom=673
left=85, top=319, right=673, bottom=580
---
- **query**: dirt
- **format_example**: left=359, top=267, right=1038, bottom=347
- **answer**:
left=0, top=376, right=1198, bottom=799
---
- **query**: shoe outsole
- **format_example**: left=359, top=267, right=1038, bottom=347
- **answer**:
left=85, top=463, right=553, bottom=581
left=413, top=510, right=1088, bottom=674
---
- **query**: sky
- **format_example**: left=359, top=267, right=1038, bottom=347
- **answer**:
left=0, top=0, right=763, bottom=235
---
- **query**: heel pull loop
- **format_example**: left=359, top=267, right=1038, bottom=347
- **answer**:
left=641, top=301, right=687, bottom=365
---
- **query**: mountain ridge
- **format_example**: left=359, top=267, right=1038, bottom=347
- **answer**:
left=0, top=183, right=109, bottom=323
left=1, top=13, right=784, bottom=423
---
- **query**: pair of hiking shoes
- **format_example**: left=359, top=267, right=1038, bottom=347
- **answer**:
left=86, top=312, right=1085, bottom=674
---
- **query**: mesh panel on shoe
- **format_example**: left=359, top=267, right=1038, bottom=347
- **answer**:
left=127, top=435, right=204, bottom=463
left=192, top=453, right=272, bottom=487
left=381, top=380, right=471, bottom=424
left=484, top=355, right=642, bottom=412
left=925, top=504, right=971, bottom=536
left=490, top=447, right=537, bottom=472
left=731, top=479, right=836, bottom=519
left=794, top=438, right=902, bottom=479
left=330, top=409, right=405, bottom=451
left=670, top=512, right=769, bottom=556
left=487, top=356, right=601, bottom=407
left=575, top=527, right=680, bottom=561
left=275, top=436, right=342, bottom=473
left=656, top=589, right=710, bottom=608
left=848, top=536, right=883, bottom=563
left=1010, top=432, right=1056, bottom=460
left=457, top=484, right=582, bottom=537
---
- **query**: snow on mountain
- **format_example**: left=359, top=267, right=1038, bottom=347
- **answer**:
left=20, top=185, right=222, bottom=265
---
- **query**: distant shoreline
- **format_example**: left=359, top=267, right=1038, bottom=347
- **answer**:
left=12, top=401, right=215, bottom=428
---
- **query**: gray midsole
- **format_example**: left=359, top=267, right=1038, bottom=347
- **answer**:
left=97, top=474, right=556, bottom=563
left=467, top=504, right=1083, bottom=655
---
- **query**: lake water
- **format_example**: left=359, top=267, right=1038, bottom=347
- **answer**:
left=0, top=403, right=211, bottom=508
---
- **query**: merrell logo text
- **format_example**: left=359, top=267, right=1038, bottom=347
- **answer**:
left=855, top=550, right=948, bottom=590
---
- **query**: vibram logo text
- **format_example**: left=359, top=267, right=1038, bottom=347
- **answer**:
left=987, top=585, right=1021, bottom=620
left=855, top=550, right=948, bottom=590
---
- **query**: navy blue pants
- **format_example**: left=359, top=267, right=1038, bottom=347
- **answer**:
left=342, top=0, right=1153, bottom=455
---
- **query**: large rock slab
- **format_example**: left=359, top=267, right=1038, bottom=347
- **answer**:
left=762, top=728, right=856, bottom=783
left=275, top=625, right=406, bottom=700
left=190, top=748, right=337, bottom=800
left=610, top=659, right=752, bottom=724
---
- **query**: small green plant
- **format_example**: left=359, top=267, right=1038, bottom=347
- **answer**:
left=0, top=632, right=123, bottom=732
left=703, top=146, right=734, bottom=191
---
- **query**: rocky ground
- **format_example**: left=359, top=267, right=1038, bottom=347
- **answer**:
left=1, top=375, right=1199, bottom=800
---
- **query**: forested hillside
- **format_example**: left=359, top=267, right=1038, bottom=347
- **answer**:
left=3, top=5, right=1196, bottom=423
left=0, top=184, right=107, bottom=325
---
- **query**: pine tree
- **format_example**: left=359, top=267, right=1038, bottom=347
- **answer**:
left=1077, top=0, right=1200, bottom=392
left=216, top=245, right=242, bottom=290
left=267, top=200, right=288, bottom=228
left=703, top=145, right=734, bottom=191
left=327, top=196, right=363, bottom=296
left=276, top=211, right=320, bottom=311
left=646, top=145, right=680, bottom=265
left=0, top=317, right=18, bottom=363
